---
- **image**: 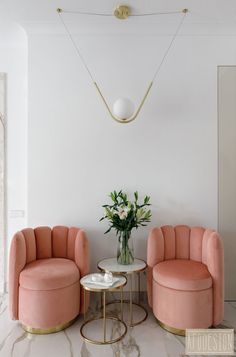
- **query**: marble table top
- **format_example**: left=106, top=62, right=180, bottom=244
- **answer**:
left=97, top=257, right=147, bottom=274
left=80, top=273, right=126, bottom=291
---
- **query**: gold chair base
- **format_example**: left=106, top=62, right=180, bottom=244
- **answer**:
left=157, top=320, right=185, bottom=336
left=22, top=316, right=77, bottom=334
left=80, top=316, right=127, bottom=345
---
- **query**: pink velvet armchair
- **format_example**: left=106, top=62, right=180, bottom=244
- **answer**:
left=9, top=226, right=89, bottom=333
left=147, top=225, right=224, bottom=335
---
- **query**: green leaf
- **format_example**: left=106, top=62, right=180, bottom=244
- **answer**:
left=101, top=190, right=152, bottom=234
left=104, top=226, right=112, bottom=234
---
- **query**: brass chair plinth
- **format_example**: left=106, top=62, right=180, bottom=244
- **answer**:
left=22, top=316, right=77, bottom=334
left=157, top=319, right=186, bottom=336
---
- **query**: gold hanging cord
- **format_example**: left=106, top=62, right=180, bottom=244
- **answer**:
left=57, top=7, right=188, bottom=123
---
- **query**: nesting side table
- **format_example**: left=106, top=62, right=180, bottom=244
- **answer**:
left=97, top=258, right=148, bottom=327
left=80, top=273, right=127, bottom=345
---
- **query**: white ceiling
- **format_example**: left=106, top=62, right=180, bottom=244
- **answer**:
left=0, top=0, right=236, bottom=34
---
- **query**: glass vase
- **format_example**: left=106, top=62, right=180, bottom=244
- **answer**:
left=117, top=231, right=134, bottom=265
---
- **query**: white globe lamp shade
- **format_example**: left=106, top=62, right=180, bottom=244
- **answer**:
left=113, top=98, right=135, bottom=120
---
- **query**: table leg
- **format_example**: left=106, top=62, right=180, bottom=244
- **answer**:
left=138, top=271, right=141, bottom=304
left=121, top=287, right=123, bottom=321
left=130, top=274, right=133, bottom=326
left=100, top=292, right=103, bottom=314
left=83, top=288, right=86, bottom=322
left=103, top=291, right=106, bottom=343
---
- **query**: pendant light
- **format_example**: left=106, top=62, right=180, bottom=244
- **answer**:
left=57, top=6, right=188, bottom=123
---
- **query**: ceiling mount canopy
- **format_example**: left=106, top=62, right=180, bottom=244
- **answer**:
left=57, top=6, right=188, bottom=124
left=113, top=5, right=188, bottom=20
left=114, top=5, right=131, bottom=20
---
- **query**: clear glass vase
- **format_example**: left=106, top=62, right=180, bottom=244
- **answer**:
left=117, top=231, right=134, bottom=265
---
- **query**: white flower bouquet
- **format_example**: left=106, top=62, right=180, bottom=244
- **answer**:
left=100, top=190, right=152, bottom=264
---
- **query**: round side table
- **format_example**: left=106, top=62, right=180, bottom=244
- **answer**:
left=80, top=273, right=127, bottom=345
left=97, top=258, right=148, bottom=327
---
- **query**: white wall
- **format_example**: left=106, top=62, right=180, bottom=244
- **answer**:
left=0, top=22, right=28, bottom=290
left=28, top=30, right=236, bottom=284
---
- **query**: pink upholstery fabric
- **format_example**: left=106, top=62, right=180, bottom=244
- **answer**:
left=20, top=258, right=80, bottom=290
left=19, top=282, right=80, bottom=329
left=207, top=233, right=224, bottom=326
left=75, top=230, right=90, bottom=313
left=147, top=225, right=224, bottom=329
left=21, top=228, right=36, bottom=264
left=52, top=226, right=68, bottom=258
left=202, top=229, right=214, bottom=265
left=161, top=226, right=175, bottom=260
left=147, top=228, right=164, bottom=266
left=153, top=280, right=213, bottom=329
left=147, top=227, right=164, bottom=307
left=9, top=232, right=26, bottom=320
left=35, top=227, right=52, bottom=259
left=175, top=225, right=190, bottom=259
left=9, top=225, right=89, bottom=328
left=67, top=227, right=80, bottom=260
left=190, top=227, right=204, bottom=262
left=153, top=259, right=212, bottom=291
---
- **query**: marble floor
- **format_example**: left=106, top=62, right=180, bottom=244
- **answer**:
left=0, top=293, right=236, bottom=357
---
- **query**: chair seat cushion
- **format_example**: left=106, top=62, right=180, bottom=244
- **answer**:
left=153, top=259, right=212, bottom=291
left=19, top=258, right=80, bottom=291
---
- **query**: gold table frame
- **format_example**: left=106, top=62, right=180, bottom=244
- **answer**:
left=97, top=258, right=148, bottom=327
left=80, top=274, right=127, bottom=345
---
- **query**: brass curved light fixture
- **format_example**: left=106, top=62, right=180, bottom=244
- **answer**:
left=57, top=6, right=188, bottom=123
